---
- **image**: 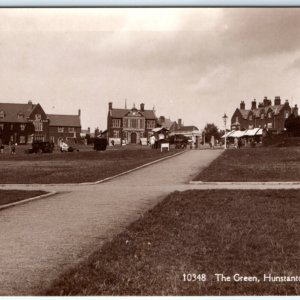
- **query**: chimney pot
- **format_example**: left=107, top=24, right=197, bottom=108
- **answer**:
left=109, top=102, right=113, bottom=110
left=140, top=103, right=145, bottom=111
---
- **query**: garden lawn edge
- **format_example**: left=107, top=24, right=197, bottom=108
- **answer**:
left=0, top=191, right=57, bottom=211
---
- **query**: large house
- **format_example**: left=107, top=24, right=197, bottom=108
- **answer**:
left=0, top=101, right=49, bottom=145
left=107, top=102, right=158, bottom=144
left=231, top=96, right=298, bottom=132
left=47, top=110, right=81, bottom=144
left=0, top=100, right=81, bottom=145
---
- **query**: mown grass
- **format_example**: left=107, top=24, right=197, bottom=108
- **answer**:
left=0, top=147, right=183, bottom=184
left=194, top=147, right=300, bottom=182
left=0, top=190, right=47, bottom=206
left=44, top=189, right=300, bottom=296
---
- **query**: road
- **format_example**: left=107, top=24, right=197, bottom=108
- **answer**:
left=0, top=149, right=223, bottom=295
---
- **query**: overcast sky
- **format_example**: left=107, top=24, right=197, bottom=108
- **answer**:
left=1, top=8, right=300, bottom=131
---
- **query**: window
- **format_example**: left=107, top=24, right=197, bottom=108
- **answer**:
left=10, top=124, right=14, bottom=130
left=27, top=135, right=33, bottom=144
left=235, top=116, right=239, bottom=123
left=249, top=115, right=253, bottom=121
left=35, top=114, right=41, bottom=120
left=18, top=113, right=24, bottom=119
left=0, top=124, right=3, bottom=130
left=68, top=127, right=75, bottom=133
left=58, top=127, right=64, bottom=133
left=113, top=130, right=120, bottom=138
left=19, top=136, right=26, bottom=144
left=285, top=111, right=289, bottom=119
left=112, top=119, right=121, bottom=128
left=261, top=114, right=264, bottom=119
left=34, top=122, right=43, bottom=132
left=0, top=111, right=4, bottom=119
left=268, top=112, right=272, bottom=118
left=267, top=123, right=273, bottom=129
left=20, top=124, right=26, bottom=131
left=146, top=120, right=156, bottom=129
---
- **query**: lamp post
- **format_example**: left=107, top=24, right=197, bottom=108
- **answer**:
left=222, top=113, right=228, bottom=149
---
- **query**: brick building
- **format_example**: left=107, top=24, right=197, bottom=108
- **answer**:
left=0, top=100, right=81, bottom=145
left=107, top=102, right=158, bottom=144
left=0, top=101, right=49, bottom=145
left=231, top=96, right=298, bottom=132
left=47, top=110, right=81, bottom=144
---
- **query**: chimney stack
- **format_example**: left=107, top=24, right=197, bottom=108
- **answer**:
left=78, top=109, right=81, bottom=116
left=251, top=99, right=257, bottom=110
left=28, top=100, right=33, bottom=109
left=140, top=103, right=145, bottom=112
left=274, top=96, right=281, bottom=106
left=178, top=118, right=182, bottom=128
left=109, top=102, right=113, bottom=110
left=294, top=104, right=298, bottom=117
left=263, top=96, right=269, bottom=107
left=240, top=101, right=245, bottom=110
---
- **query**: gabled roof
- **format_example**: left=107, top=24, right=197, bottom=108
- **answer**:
left=110, top=108, right=157, bottom=119
left=47, top=114, right=81, bottom=127
left=0, top=102, right=36, bottom=123
left=175, top=125, right=199, bottom=132
left=239, top=109, right=251, bottom=119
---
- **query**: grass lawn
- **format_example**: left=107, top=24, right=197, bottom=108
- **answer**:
left=0, top=190, right=47, bottom=206
left=194, top=147, right=300, bottom=182
left=44, top=189, right=300, bottom=296
left=0, top=147, right=183, bottom=184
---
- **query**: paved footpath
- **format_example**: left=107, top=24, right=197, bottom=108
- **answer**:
left=0, top=149, right=223, bottom=295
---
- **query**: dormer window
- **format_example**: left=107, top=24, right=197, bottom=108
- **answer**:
left=0, top=111, right=4, bottom=119
left=17, top=112, right=24, bottom=119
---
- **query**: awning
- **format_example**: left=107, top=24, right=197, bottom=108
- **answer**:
left=152, top=127, right=169, bottom=133
left=221, top=130, right=235, bottom=138
left=230, top=130, right=245, bottom=138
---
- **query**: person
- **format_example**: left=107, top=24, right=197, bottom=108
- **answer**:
left=150, top=135, right=156, bottom=149
left=111, top=139, right=115, bottom=147
left=0, top=144, right=4, bottom=154
left=11, top=143, right=16, bottom=154
left=238, top=138, right=242, bottom=149
left=210, top=135, right=215, bottom=150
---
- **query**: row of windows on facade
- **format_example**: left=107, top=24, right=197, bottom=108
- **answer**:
left=112, top=130, right=154, bottom=139
left=0, top=112, right=42, bottom=120
left=112, top=119, right=156, bottom=129
left=236, top=111, right=290, bottom=123
left=0, top=123, right=75, bottom=133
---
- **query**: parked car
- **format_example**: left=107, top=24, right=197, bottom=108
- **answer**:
left=25, top=141, right=54, bottom=154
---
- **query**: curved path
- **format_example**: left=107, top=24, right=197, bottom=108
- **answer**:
left=0, top=149, right=223, bottom=295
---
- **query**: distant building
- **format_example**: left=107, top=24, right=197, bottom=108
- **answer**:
left=231, top=96, right=298, bottom=132
left=107, top=102, right=159, bottom=144
left=0, top=100, right=81, bottom=145
left=47, top=110, right=81, bottom=144
left=0, top=101, right=49, bottom=145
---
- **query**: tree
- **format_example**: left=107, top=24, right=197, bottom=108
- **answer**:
left=203, top=123, right=222, bottom=143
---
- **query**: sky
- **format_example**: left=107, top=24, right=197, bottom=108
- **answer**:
left=1, top=8, right=300, bottom=131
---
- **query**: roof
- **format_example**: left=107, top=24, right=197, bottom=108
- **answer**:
left=152, top=127, right=169, bottom=133
left=47, top=114, right=81, bottom=127
left=0, top=102, right=36, bottom=123
left=239, top=109, right=251, bottom=119
left=176, top=125, right=199, bottom=132
left=110, top=108, right=157, bottom=119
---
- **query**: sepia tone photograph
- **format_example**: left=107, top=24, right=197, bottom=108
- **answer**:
left=0, top=7, right=300, bottom=296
